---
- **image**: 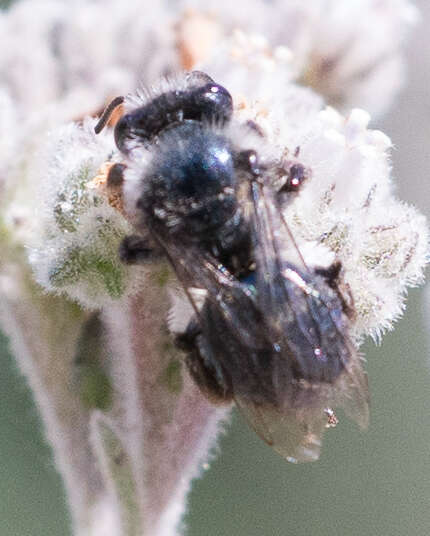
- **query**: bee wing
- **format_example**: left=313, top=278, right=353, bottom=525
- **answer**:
left=235, top=396, right=328, bottom=463
left=235, top=349, right=369, bottom=463
left=226, top=179, right=369, bottom=461
left=247, top=179, right=369, bottom=416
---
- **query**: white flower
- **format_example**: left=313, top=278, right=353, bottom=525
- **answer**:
left=281, top=107, right=427, bottom=339
left=27, top=119, right=140, bottom=308
left=278, top=0, right=419, bottom=116
left=177, top=0, right=418, bottom=116
left=0, top=2, right=427, bottom=536
left=0, top=88, right=18, bottom=188
left=0, top=0, right=175, bottom=115
left=0, top=0, right=417, bottom=124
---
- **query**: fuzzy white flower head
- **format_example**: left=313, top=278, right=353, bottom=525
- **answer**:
left=0, top=0, right=417, bottom=128
left=177, top=0, right=418, bottom=116
left=281, top=107, right=427, bottom=339
left=0, top=3, right=425, bottom=536
left=28, top=119, right=146, bottom=309
left=0, top=0, right=176, bottom=115
left=279, top=0, right=419, bottom=116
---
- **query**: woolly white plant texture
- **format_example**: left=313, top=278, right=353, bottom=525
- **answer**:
left=0, top=88, right=18, bottom=189
left=175, top=0, right=418, bottom=116
left=4, top=111, right=229, bottom=535
left=0, top=1, right=427, bottom=536
left=28, top=119, right=138, bottom=308
left=0, top=0, right=176, bottom=115
left=272, top=0, right=418, bottom=116
left=0, top=0, right=418, bottom=121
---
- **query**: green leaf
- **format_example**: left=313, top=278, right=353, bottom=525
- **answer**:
left=49, top=247, right=125, bottom=299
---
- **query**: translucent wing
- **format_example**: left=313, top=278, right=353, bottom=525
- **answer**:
left=235, top=353, right=369, bottom=462
left=246, top=177, right=369, bottom=440
left=235, top=398, right=328, bottom=463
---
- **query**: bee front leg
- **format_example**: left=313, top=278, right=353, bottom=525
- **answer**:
left=175, top=320, right=233, bottom=404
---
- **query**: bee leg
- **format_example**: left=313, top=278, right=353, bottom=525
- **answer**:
left=186, top=336, right=234, bottom=404
left=119, top=235, right=163, bottom=264
left=175, top=320, right=233, bottom=404
left=315, top=262, right=355, bottom=318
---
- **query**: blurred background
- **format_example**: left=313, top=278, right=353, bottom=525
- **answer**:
left=0, top=1, right=429, bottom=535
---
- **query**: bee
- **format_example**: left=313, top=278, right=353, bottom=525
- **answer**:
left=95, top=71, right=369, bottom=463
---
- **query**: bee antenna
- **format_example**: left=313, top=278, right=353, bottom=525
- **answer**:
left=94, top=96, right=125, bottom=134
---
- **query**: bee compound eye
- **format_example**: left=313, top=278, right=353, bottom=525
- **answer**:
left=114, top=112, right=137, bottom=154
left=191, top=82, right=233, bottom=125
left=111, top=73, right=234, bottom=153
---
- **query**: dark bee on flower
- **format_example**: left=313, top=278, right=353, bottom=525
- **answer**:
left=95, top=71, right=369, bottom=462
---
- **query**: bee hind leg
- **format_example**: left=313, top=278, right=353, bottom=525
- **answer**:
left=175, top=320, right=233, bottom=404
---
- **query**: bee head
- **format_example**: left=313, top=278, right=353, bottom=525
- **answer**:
left=114, top=71, right=233, bottom=154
